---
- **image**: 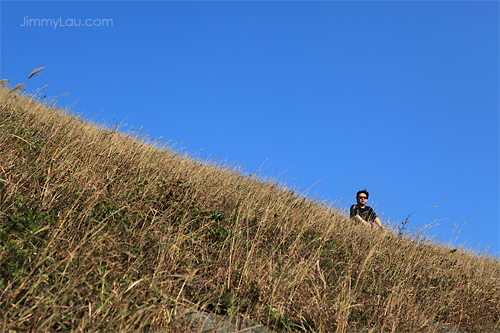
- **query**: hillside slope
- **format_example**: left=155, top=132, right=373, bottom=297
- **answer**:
left=0, top=86, right=499, bottom=332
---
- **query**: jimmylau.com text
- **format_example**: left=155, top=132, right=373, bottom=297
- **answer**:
left=21, top=16, right=113, bottom=29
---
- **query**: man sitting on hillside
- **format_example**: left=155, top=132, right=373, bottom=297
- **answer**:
left=350, top=190, right=384, bottom=229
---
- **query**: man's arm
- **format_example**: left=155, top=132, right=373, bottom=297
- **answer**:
left=349, top=205, right=356, bottom=219
left=374, top=217, right=384, bottom=229
left=368, top=207, right=384, bottom=229
left=354, top=214, right=384, bottom=229
left=353, top=214, right=374, bottom=229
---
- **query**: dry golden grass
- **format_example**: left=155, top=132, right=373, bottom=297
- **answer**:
left=0, top=84, right=499, bottom=332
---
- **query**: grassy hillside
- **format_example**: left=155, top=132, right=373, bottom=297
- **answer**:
left=0, top=83, right=499, bottom=332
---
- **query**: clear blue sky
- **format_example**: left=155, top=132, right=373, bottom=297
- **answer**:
left=2, top=1, right=499, bottom=256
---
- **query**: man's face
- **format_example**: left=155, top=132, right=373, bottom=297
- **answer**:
left=357, top=193, right=368, bottom=207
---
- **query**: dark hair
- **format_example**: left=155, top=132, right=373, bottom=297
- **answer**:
left=356, top=189, right=369, bottom=199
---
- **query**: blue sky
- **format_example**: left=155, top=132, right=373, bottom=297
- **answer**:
left=2, top=1, right=499, bottom=256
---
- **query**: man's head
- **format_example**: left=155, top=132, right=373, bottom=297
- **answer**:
left=356, top=189, right=369, bottom=207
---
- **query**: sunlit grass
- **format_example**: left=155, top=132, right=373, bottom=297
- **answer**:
left=0, top=78, right=498, bottom=332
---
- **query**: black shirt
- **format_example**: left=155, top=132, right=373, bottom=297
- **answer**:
left=350, top=204, right=377, bottom=223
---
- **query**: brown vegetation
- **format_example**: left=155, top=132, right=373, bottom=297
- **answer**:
left=0, top=83, right=498, bottom=332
